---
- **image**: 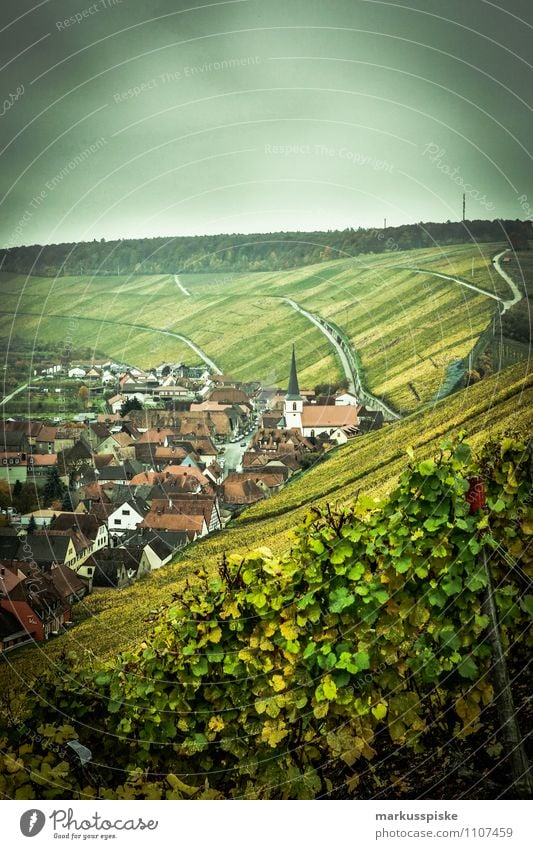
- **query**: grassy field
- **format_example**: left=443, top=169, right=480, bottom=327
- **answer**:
left=0, top=241, right=523, bottom=411
left=1, top=359, right=530, bottom=692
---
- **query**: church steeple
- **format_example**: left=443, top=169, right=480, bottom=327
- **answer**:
left=283, top=345, right=303, bottom=431
left=286, top=345, right=302, bottom=401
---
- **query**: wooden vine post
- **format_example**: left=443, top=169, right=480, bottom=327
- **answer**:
left=466, top=477, right=532, bottom=798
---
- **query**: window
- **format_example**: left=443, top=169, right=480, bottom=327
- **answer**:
left=122, top=509, right=130, bottom=516
left=114, top=518, right=121, bottom=525
left=292, top=402, right=297, bottom=411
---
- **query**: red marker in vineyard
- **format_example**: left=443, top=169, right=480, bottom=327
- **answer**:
left=466, top=476, right=486, bottom=514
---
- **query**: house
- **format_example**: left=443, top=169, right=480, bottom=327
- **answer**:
left=26, top=453, right=58, bottom=482
left=0, top=565, right=70, bottom=643
left=84, top=546, right=145, bottom=589
left=157, top=383, right=191, bottom=399
left=68, top=367, right=86, bottom=378
left=138, top=530, right=188, bottom=571
left=84, top=366, right=102, bottom=381
left=106, top=393, right=126, bottom=414
left=0, top=607, right=31, bottom=653
left=140, top=502, right=208, bottom=540
left=0, top=426, right=30, bottom=454
left=107, top=498, right=148, bottom=536
left=335, top=391, right=359, bottom=406
left=23, top=531, right=78, bottom=571
left=20, top=509, right=61, bottom=529
left=357, top=408, right=385, bottom=433
left=208, top=387, right=252, bottom=407
left=81, top=422, right=113, bottom=452
left=48, top=512, right=109, bottom=553
left=221, top=477, right=266, bottom=511
left=48, top=563, right=89, bottom=609
left=0, top=452, right=29, bottom=484
left=0, top=528, right=23, bottom=563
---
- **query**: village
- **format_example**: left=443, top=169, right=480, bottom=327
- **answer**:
left=0, top=347, right=383, bottom=654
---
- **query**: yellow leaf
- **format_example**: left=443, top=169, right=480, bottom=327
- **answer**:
left=261, top=720, right=289, bottom=748
left=208, top=626, right=222, bottom=643
left=280, top=621, right=299, bottom=640
left=346, top=773, right=360, bottom=793
left=271, top=674, right=286, bottom=692
left=207, top=716, right=225, bottom=732
left=167, top=774, right=199, bottom=797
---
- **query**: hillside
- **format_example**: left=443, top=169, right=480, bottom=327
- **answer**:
left=1, top=358, right=530, bottom=695
left=1, top=241, right=525, bottom=413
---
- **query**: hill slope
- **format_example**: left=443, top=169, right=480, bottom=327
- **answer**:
left=1, top=359, right=530, bottom=693
left=1, top=241, right=522, bottom=413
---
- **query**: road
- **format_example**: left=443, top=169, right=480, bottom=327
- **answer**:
left=219, top=424, right=259, bottom=477
left=492, top=250, right=522, bottom=313
left=279, top=297, right=402, bottom=421
left=174, top=274, right=191, bottom=297
left=1, top=375, right=42, bottom=407
left=399, top=250, right=521, bottom=315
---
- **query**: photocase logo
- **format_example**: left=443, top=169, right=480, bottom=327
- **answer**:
left=20, top=810, right=46, bottom=837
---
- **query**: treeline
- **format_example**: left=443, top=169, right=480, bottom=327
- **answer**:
left=1, top=219, right=530, bottom=276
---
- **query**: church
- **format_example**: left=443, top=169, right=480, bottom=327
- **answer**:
left=283, top=347, right=359, bottom=440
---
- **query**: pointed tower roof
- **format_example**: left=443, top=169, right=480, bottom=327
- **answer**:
left=286, top=345, right=302, bottom=401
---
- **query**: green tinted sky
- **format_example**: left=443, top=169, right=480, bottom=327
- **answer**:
left=1, top=0, right=532, bottom=246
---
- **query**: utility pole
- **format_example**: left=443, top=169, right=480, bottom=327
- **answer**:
left=462, top=192, right=466, bottom=222
left=383, top=218, right=387, bottom=230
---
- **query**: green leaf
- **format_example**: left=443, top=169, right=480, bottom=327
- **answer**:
left=353, top=650, right=370, bottom=671
left=453, top=442, right=471, bottom=464
left=329, top=587, right=355, bottom=613
left=371, top=703, right=387, bottom=721
left=521, top=595, right=533, bottom=618
left=330, top=540, right=353, bottom=564
left=442, top=576, right=462, bottom=596
left=418, top=459, right=436, bottom=476
left=303, top=642, right=316, bottom=660
left=457, top=655, right=478, bottom=680
left=347, top=562, right=365, bottom=581
left=394, top=556, right=411, bottom=574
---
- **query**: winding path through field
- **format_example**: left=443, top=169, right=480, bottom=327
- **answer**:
left=398, top=249, right=521, bottom=315
left=174, top=274, right=191, bottom=297
left=278, top=297, right=402, bottom=421
left=492, top=250, right=522, bottom=312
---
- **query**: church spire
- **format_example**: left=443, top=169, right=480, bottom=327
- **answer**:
left=286, top=344, right=302, bottom=400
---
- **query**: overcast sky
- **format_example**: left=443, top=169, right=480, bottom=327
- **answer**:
left=1, top=0, right=532, bottom=246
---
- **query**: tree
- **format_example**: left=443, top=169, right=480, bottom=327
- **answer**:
left=43, top=467, right=65, bottom=506
left=78, top=385, right=90, bottom=407
left=61, top=489, right=73, bottom=511
left=13, top=482, right=38, bottom=515
left=0, top=481, right=11, bottom=511
left=120, top=397, right=143, bottom=417
left=27, top=514, right=37, bottom=534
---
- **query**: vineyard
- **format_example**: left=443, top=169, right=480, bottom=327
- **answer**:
left=0, top=430, right=531, bottom=799
left=0, top=241, right=521, bottom=413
